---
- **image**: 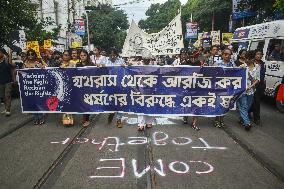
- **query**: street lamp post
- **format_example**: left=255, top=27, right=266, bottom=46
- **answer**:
left=85, top=10, right=91, bottom=51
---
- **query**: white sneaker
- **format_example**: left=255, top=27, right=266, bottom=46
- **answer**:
left=1, top=110, right=6, bottom=114
left=5, top=111, right=11, bottom=116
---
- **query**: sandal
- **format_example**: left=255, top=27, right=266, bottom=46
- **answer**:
left=191, top=123, right=200, bottom=131
left=137, top=125, right=145, bottom=131
left=116, top=119, right=123, bottom=128
left=220, top=121, right=225, bottom=128
left=146, top=124, right=152, bottom=129
left=82, top=121, right=90, bottom=128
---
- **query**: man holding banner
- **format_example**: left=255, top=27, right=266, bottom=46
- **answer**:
left=101, top=48, right=126, bottom=128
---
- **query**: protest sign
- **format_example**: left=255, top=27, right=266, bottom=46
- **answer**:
left=222, top=33, right=234, bottom=45
left=44, top=39, right=52, bottom=50
left=211, top=31, right=220, bottom=46
left=186, top=22, right=198, bottom=39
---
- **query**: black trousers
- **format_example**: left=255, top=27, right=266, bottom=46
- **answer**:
left=249, top=87, right=263, bottom=121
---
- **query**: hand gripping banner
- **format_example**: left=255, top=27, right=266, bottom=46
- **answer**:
left=18, top=66, right=247, bottom=116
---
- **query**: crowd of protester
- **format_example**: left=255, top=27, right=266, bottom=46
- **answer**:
left=0, top=44, right=266, bottom=132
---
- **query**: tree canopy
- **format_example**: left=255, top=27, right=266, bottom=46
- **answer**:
left=237, top=0, right=282, bottom=25
left=86, top=5, right=129, bottom=52
left=138, top=0, right=181, bottom=33
left=25, top=18, right=61, bottom=45
left=0, top=0, right=37, bottom=46
left=182, top=0, right=231, bottom=32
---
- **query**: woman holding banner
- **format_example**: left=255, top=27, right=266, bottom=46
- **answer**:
left=76, top=49, right=93, bottom=128
left=60, top=50, right=75, bottom=126
left=23, top=49, right=46, bottom=125
left=91, top=46, right=106, bottom=66
left=172, top=48, right=200, bottom=131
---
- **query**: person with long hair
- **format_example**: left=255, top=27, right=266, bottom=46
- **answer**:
left=91, top=46, right=106, bottom=66
left=237, top=51, right=260, bottom=131
left=60, top=50, right=75, bottom=126
left=249, top=49, right=265, bottom=125
left=172, top=48, right=200, bottom=130
left=23, top=49, right=46, bottom=125
left=76, top=49, right=93, bottom=127
left=235, top=49, right=247, bottom=67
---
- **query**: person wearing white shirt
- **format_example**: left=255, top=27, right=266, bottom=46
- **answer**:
left=101, top=48, right=125, bottom=128
left=91, top=47, right=106, bottom=66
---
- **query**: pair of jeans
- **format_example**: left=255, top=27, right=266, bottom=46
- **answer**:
left=237, top=94, right=254, bottom=125
left=0, top=83, right=13, bottom=112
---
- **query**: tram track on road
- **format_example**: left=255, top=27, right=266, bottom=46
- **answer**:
left=33, top=114, right=99, bottom=189
left=0, top=116, right=33, bottom=140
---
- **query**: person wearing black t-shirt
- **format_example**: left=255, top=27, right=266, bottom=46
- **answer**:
left=0, top=48, right=16, bottom=116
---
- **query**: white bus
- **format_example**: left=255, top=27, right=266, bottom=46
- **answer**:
left=231, top=20, right=284, bottom=111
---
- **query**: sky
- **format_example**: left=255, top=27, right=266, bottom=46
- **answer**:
left=112, top=0, right=188, bottom=23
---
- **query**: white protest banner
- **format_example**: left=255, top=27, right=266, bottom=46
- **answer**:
left=122, top=13, right=184, bottom=57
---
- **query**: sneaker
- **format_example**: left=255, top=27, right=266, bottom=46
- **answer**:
left=5, top=111, right=11, bottom=117
left=214, top=120, right=221, bottom=128
left=220, top=121, right=225, bottom=128
left=1, top=110, right=6, bottom=114
left=245, top=124, right=252, bottom=131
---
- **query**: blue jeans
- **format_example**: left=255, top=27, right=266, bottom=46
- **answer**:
left=237, top=94, right=254, bottom=125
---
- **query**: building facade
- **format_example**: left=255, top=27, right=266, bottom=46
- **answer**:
left=31, top=0, right=112, bottom=45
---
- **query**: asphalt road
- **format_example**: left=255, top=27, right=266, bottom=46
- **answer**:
left=0, top=98, right=283, bottom=189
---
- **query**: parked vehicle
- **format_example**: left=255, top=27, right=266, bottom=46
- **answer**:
left=232, top=20, right=284, bottom=112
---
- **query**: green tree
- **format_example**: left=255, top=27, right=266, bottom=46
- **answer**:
left=237, top=0, right=281, bottom=25
left=138, top=0, right=181, bottom=33
left=0, top=0, right=37, bottom=46
left=182, top=0, right=231, bottom=32
left=274, top=0, right=284, bottom=15
left=25, top=18, right=61, bottom=45
left=86, top=5, right=129, bottom=52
